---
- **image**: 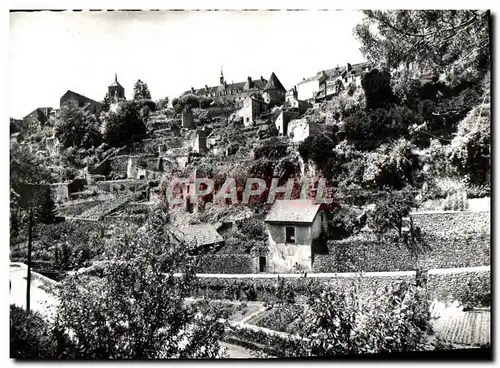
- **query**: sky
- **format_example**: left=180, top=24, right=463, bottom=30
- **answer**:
left=9, top=10, right=365, bottom=118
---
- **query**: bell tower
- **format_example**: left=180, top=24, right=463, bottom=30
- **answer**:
left=220, top=66, right=225, bottom=85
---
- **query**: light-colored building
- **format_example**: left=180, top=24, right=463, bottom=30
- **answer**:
left=242, top=96, right=267, bottom=127
left=191, top=130, right=207, bottom=153
left=264, top=199, right=328, bottom=273
left=275, top=110, right=299, bottom=136
left=296, top=62, right=372, bottom=102
left=287, top=119, right=324, bottom=143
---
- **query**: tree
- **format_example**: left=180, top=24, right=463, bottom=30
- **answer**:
left=133, top=79, right=152, bottom=100
left=10, top=305, right=74, bottom=359
left=56, top=210, right=227, bottom=359
left=157, top=97, right=170, bottom=110
left=101, top=100, right=147, bottom=148
left=288, top=282, right=434, bottom=357
left=355, top=11, right=490, bottom=77
left=102, top=92, right=111, bottom=112
left=367, top=187, right=429, bottom=258
left=54, top=102, right=102, bottom=149
left=361, top=68, right=395, bottom=110
left=448, top=99, right=490, bottom=185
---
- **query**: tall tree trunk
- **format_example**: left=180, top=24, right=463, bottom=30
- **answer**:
left=26, top=208, right=33, bottom=312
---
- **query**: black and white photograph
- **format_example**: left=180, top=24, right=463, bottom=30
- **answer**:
left=8, top=7, right=492, bottom=361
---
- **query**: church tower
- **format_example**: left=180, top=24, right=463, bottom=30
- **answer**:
left=220, top=67, right=225, bottom=85
left=108, top=73, right=125, bottom=103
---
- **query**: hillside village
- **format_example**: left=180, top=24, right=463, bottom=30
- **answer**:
left=9, top=10, right=491, bottom=360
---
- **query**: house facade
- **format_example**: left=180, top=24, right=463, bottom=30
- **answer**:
left=287, top=119, right=324, bottom=143
left=242, top=96, right=267, bottom=127
left=182, top=70, right=286, bottom=105
left=263, top=199, right=328, bottom=273
left=275, top=110, right=299, bottom=136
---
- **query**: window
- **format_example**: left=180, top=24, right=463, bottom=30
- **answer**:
left=285, top=226, right=296, bottom=243
left=320, top=212, right=324, bottom=222
left=246, top=117, right=250, bottom=123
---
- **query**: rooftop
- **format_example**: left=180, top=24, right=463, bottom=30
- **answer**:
left=171, top=223, right=224, bottom=246
left=265, top=199, right=321, bottom=224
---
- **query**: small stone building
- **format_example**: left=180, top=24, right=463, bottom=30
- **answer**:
left=264, top=199, right=328, bottom=273
left=287, top=119, right=324, bottom=143
left=242, top=96, right=267, bottom=127
left=262, top=72, right=286, bottom=107
left=275, top=110, right=300, bottom=136
left=181, top=108, right=194, bottom=129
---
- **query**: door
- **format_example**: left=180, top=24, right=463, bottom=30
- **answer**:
left=259, top=256, right=267, bottom=273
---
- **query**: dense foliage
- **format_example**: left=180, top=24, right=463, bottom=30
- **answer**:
left=133, top=79, right=152, bottom=100
left=55, top=103, right=102, bottom=149
left=101, top=100, right=147, bottom=148
left=55, top=211, right=227, bottom=359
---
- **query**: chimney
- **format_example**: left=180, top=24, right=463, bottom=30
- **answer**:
left=260, top=76, right=265, bottom=82
left=205, top=85, right=209, bottom=91
left=191, top=87, right=195, bottom=93
left=346, top=63, right=352, bottom=72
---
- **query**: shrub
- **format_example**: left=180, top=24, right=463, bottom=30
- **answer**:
left=10, top=305, right=74, bottom=359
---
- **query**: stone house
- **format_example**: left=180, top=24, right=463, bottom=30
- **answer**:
left=60, top=90, right=102, bottom=115
left=181, top=108, right=194, bottom=129
left=23, top=107, right=53, bottom=127
left=275, top=110, right=300, bottom=136
left=287, top=119, right=324, bottom=143
left=261, top=72, right=286, bottom=107
left=242, top=95, right=267, bottom=127
left=315, top=62, right=372, bottom=102
left=296, top=62, right=372, bottom=102
left=263, top=199, right=328, bottom=273
left=191, top=130, right=207, bottom=153
left=285, top=87, right=310, bottom=114
left=296, top=71, right=329, bottom=101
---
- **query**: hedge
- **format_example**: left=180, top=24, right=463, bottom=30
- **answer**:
left=196, top=255, right=256, bottom=274
left=193, top=274, right=415, bottom=303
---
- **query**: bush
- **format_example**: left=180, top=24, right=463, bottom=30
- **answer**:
left=10, top=305, right=74, bottom=359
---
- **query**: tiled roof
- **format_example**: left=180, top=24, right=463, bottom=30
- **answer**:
left=264, top=72, right=286, bottom=91
left=433, top=310, right=490, bottom=346
left=171, top=224, right=224, bottom=246
left=299, top=62, right=372, bottom=86
left=183, top=77, right=268, bottom=97
left=265, top=199, right=321, bottom=224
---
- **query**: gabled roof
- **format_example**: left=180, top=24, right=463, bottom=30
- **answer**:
left=61, top=90, right=101, bottom=106
left=265, top=199, right=321, bottom=224
left=264, top=72, right=286, bottom=92
left=170, top=224, right=224, bottom=246
left=183, top=77, right=268, bottom=97
left=109, top=74, right=123, bottom=88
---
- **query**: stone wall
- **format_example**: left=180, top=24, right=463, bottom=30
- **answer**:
left=410, top=210, right=490, bottom=236
left=426, top=267, right=490, bottom=305
left=196, top=255, right=256, bottom=274
left=313, top=210, right=491, bottom=273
